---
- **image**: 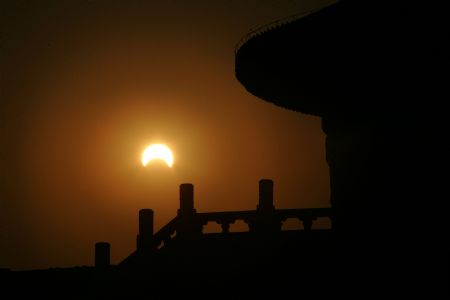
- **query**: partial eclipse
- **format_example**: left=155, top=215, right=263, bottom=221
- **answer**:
left=142, top=144, right=174, bottom=168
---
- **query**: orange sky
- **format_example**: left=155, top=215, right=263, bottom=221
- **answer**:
left=0, top=0, right=333, bottom=270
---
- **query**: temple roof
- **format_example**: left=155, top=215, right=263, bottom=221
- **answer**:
left=235, top=0, right=447, bottom=117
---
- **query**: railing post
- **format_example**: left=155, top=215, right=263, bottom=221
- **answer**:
left=177, top=183, right=201, bottom=238
left=254, top=179, right=281, bottom=235
left=178, top=183, right=196, bottom=216
left=303, top=218, right=313, bottom=232
left=220, top=222, right=230, bottom=234
left=137, top=209, right=154, bottom=252
left=95, top=242, right=110, bottom=267
left=257, top=179, right=275, bottom=213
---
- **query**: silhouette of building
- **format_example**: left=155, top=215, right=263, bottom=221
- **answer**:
left=235, top=0, right=447, bottom=296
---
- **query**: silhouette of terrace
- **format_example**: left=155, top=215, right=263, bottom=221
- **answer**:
left=98, top=179, right=333, bottom=272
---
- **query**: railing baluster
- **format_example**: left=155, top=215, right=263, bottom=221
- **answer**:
left=220, top=222, right=230, bottom=234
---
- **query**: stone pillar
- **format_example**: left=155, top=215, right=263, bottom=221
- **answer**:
left=257, top=179, right=275, bottom=213
left=177, top=183, right=200, bottom=238
left=178, top=183, right=195, bottom=216
left=95, top=242, right=110, bottom=267
left=137, top=209, right=154, bottom=252
left=255, top=179, right=280, bottom=234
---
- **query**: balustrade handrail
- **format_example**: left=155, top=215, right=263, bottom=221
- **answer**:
left=197, top=210, right=255, bottom=223
left=197, top=207, right=331, bottom=223
left=151, top=207, right=332, bottom=248
left=153, top=217, right=178, bottom=245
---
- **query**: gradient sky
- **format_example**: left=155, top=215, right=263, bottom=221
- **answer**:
left=1, top=0, right=333, bottom=270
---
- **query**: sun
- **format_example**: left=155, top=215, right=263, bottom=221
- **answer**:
left=141, top=144, right=174, bottom=168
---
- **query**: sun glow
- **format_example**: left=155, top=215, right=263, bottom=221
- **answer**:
left=141, top=144, right=174, bottom=168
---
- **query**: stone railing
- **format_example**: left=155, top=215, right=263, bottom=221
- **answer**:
left=197, top=208, right=331, bottom=234
left=134, top=180, right=331, bottom=253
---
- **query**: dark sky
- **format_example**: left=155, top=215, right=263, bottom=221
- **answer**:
left=0, top=0, right=333, bottom=270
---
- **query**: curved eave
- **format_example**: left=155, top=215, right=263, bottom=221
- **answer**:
left=235, top=1, right=346, bottom=117
left=235, top=1, right=446, bottom=117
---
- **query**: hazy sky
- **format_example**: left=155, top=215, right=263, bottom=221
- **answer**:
left=1, top=0, right=333, bottom=270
